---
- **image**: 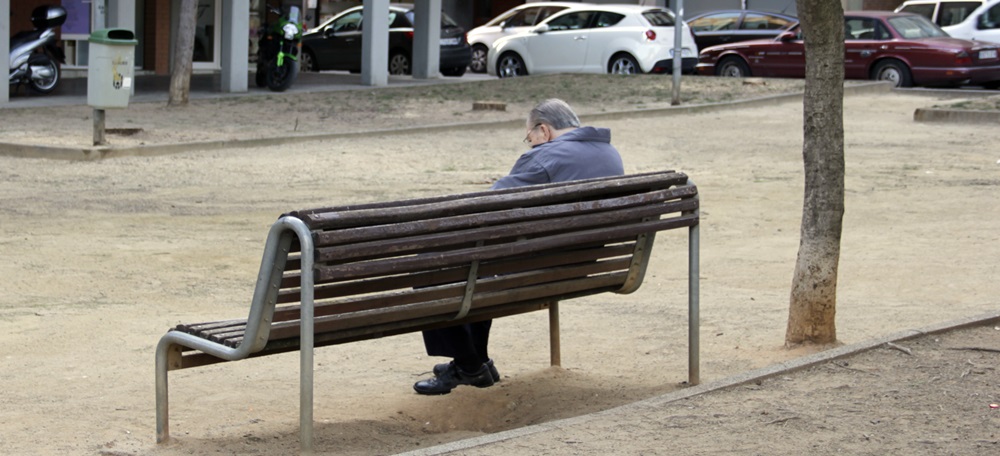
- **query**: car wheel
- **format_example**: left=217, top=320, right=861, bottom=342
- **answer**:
left=299, top=50, right=317, bottom=72
left=389, top=52, right=411, bottom=75
left=497, top=52, right=527, bottom=78
left=470, top=44, right=488, bottom=74
left=715, top=56, right=750, bottom=78
left=872, top=59, right=912, bottom=88
left=608, top=53, right=641, bottom=75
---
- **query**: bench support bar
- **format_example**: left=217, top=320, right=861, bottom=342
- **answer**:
left=689, top=196, right=700, bottom=386
left=549, top=302, right=561, bottom=367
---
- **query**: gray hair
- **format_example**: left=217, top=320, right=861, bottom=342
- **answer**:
left=527, top=98, right=581, bottom=130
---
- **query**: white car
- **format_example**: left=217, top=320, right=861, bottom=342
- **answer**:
left=487, top=4, right=698, bottom=78
left=466, top=2, right=586, bottom=73
left=896, top=0, right=1000, bottom=43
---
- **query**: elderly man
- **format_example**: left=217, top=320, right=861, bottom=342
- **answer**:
left=414, top=99, right=624, bottom=395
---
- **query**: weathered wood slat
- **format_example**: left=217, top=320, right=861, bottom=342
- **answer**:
left=311, top=186, right=697, bottom=248
left=314, top=197, right=697, bottom=263
left=266, top=273, right=627, bottom=342
left=296, top=172, right=689, bottom=230
left=278, top=243, right=637, bottom=302
left=315, top=214, right=697, bottom=282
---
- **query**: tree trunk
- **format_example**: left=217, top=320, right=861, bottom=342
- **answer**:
left=785, top=0, right=846, bottom=347
left=168, top=0, right=198, bottom=107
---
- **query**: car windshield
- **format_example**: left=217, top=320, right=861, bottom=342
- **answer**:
left=405, top=10, right=459, bottom=28
left=642, top=9, right=676, bottom=26
left=887, top=14, right=949, bottom=38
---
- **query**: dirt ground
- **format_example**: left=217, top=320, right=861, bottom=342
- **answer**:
left=1, top=76, right=999, bottom=455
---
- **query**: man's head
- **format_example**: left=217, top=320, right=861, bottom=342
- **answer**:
left=524, top=98, right=581, bottom=147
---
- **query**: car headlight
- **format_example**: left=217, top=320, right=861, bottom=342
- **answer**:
left=283, top=23, right=298, bottom=40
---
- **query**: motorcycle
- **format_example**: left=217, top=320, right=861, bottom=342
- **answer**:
left=9, top=5, right=67, bottom=95
left=255, top=4, right=302, bottom=92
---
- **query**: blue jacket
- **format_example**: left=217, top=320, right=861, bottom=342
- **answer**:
left=492, top=126, right=625, bottom=190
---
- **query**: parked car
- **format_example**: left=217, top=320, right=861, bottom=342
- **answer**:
left=686, top=9, right=797, bottom=50
left=696, top=11, right=1000, bottom=88
left=299, top=4, right=471, bottom=77
left=896, top=0, right=1000, bottom=43
left=466, top=2, right=585, bottom=73
left=487, top=4, right=698, bottom=78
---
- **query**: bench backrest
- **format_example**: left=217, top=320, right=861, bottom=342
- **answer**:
left=173, top=171, right=698, bottom=359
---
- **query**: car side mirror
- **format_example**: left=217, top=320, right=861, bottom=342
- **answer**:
left=324, top=26, right=334, bottom=38
left=778, top=31, right=797, bottom=41
left=531, top=23, right=550, bottom=34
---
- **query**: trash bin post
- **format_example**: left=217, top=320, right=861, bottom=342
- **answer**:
left=87, top=29, right=138, bottom=146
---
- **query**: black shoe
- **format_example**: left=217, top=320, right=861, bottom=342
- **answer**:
left=433, top=358, right=500, bottom=382
left=414, top=363, right=495, bottom=395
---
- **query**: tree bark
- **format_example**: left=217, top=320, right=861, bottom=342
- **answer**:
left=785, top=0, right=846, bottom=347
left=168, top=0, right=198, bottom=107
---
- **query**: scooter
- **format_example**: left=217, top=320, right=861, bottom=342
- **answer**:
left=255, top=4, right=302, bottom=92
left=9, top=5, right=67, bottom=94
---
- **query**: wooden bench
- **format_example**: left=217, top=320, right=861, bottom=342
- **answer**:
left=155, top=170, right=700, bottom=451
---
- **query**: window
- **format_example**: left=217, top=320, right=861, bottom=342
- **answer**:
left=979, top=3, right=1000, bottom=29
left=546, top=11, right=596, bottom=31
left=331, top=11, right=362, bottom=33
left=500, top=6, right=564, bottom=28
left=888, top=15, right=949, bottom=38
left=844, top=18, right=880, bottom=40
left=898, top=3, right=937, bottom=21
left=937, top=1, right=983, bottom=26
left=594, top=12, right=625, bottom=28
left=537, top=7, right=569, bottom=25
left=741, top=13, right=794, bottom=31
left=502, top=8, right=536, bottom=27
left=689, top=12, right=739, bottom=32
left=642, top=10, right=676, bottom=27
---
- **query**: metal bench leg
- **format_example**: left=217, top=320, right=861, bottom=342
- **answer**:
left=155, top=340, right=180, bottom=443
left=549, top=301, right=561, bottom=366
left=689, top=217, right=701, bottom=386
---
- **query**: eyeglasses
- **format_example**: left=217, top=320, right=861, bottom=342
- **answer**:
left=523, top=123, right=543, bottom=144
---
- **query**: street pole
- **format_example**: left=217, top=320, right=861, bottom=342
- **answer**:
left=671, top=0, right=685, bottom=105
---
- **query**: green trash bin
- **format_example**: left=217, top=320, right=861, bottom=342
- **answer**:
left=87, top=29, right=138, bottom=109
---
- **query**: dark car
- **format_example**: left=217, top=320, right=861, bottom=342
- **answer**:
left=686, top=9, right=797, bottom=50
left=697, top=11, right=1000, bottom=88
left=299, top=4, right=471, bottom=77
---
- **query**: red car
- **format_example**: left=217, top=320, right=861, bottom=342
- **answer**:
left=697, top=11, right=1000, bottom=88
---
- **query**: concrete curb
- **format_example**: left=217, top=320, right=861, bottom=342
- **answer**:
left=395, top=310, right=1000, bottom=456
left=914, top=107, right=1000, bottom=124
left=0, top=81, right=893, bottom=161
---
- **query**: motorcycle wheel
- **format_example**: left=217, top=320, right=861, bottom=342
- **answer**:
left=27, top=54, right=60, bottom=94
left=266, top=58, right=297, bottom=92
left=255, top=63, right=267, bottom=88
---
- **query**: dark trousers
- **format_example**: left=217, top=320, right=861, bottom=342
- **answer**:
left=422, top=319, right=492, bottom=370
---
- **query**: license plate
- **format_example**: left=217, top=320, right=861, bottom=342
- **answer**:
left=440, top=37, right=460, bottom=46
left=980, top=49, right=998, bottom=60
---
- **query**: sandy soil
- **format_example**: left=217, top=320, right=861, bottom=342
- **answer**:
left=0, top=78, right=998, bottom=455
